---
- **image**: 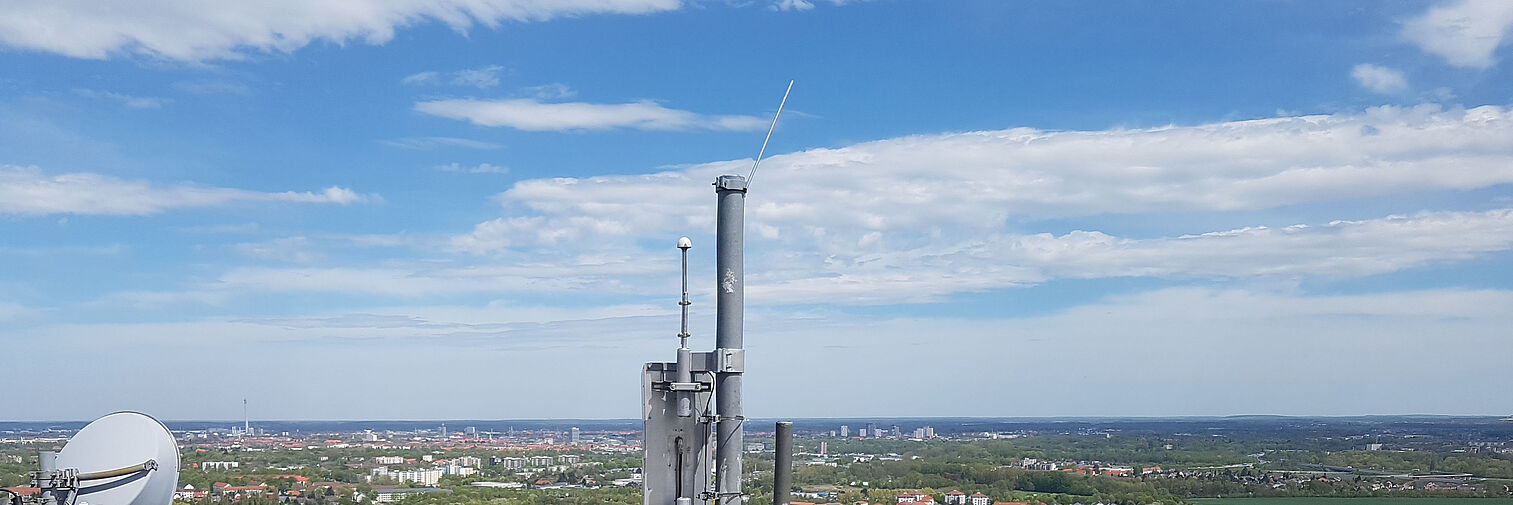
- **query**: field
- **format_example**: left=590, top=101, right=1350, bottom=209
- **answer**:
left=1190, top=499, right=1513, bottom=505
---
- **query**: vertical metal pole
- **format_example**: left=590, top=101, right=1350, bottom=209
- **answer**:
left=714, top=174, right=747, bottom=505
left=677, top=237, right=694, bottom=417
left=773, top=422, right=793, bottom=505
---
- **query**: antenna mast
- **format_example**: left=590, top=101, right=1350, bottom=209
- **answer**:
left=643, top=81, right=792, bottom=505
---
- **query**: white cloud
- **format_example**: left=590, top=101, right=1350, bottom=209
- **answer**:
left=521, top=83, right=575, bottom=99
left=748, top=209, right=1513, bottom=304
left=73, top=89, right=171, bottom=109
left=460, top=104, right=1513, bottom=242
left=1402, top=0, right=1513, bottom=68
left=211, top=250, right=678, bottom=297
left=0, top=244, right=126, bottom=256
left=435, top=162, right=509, bottom=174
left=176, top=223, right=261, bottom=234
left=0, top=165, right=373, bottom=216
left=1350, top=63, right=1408, bottom=94
left=414, top=98, right=769, bottom=132
left=0, top=0, right=683, bottom=62
left=773, top=0, right=814, bottom=11
left=400, top=71, right=440, bottom=85
left=172, top=80, right=252, bottom=95
left=432, top=105, right=1513, bottom=304
left=771, top=0, right=860, bottom=11
left=402, top=65, right=505, bottom=88
left=379, top=136, right=503, bottom=150
left=212, top=207, right=1513, bottom=305
left=234, top=236, right=325, bottom=264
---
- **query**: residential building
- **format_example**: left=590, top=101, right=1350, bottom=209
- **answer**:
left=897, top=491, right=931, bottom=503
left=374, top=488, right=451, bottom=503
left=944, top=491, right=967, bottom=505
left=389, top=468, right=442, bottom=486
left=212, top=482, right=270, bottom=500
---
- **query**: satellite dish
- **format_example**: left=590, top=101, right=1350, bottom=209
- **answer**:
left=24, top=412, right=179, bottom=505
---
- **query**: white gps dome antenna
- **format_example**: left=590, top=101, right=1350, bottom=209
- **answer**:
left=18, top=412, right=179, bottom=505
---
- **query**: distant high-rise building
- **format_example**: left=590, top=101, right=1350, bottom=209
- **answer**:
left=819, top=441, right=827, bottom=455
left=840, top=425, right=850, bottom=437
left=571, top=427, right=581, bottom=444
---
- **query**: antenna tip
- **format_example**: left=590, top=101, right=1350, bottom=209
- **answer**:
left=677, top=237, right=692, bottom=249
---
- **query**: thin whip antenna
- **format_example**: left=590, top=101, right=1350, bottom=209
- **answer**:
left=746, top=79, right=794, bottom=188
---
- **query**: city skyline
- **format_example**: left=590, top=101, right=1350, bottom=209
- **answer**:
left=2, top=0, right=1512, bottom=421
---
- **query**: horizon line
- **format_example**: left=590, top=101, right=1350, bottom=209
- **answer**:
left=4, top=414, right=1512, bottom=424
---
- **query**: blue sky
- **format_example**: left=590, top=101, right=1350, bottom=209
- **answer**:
left=2, top=0, right=1512, bottom=421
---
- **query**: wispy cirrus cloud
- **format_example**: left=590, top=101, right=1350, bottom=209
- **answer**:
left=73, top=88, right=171, bottom=109
left=414, top=98, right=769, bottom=132
left=0, top=165, right=374, bottom=216
left=0, top=0, right=682, bottom=62
left=379, top=136, right=503, bottom=150
left=402, top=65, right=506, bottom=88
left=771, top=0, right=863, bottom=11
left=435, top=162, right=509, bottom=174
left=1402, top=0, right=1513, bottom=68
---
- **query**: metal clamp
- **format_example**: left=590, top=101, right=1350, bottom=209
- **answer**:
left=667, top=382, right=709, bottom=392
left=713, top=348, right=744, bottom=373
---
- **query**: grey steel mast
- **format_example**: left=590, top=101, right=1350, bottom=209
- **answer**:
left=642, top=81, right=789, bottom=505
left=713, top=174, right=747, bottom=505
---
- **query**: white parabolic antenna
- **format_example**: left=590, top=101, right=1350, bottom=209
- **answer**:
left=49, top=412, right=179, bottom=505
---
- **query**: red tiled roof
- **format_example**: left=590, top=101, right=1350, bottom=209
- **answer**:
left=3, top=487, right=41, bottom=497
